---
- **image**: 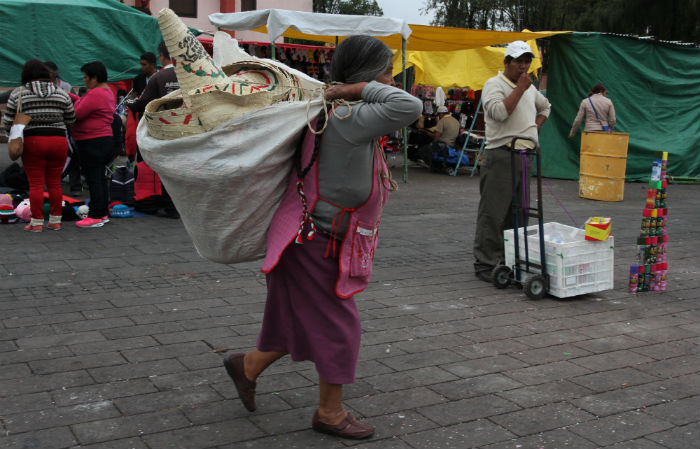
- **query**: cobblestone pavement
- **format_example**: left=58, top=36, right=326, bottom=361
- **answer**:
left=1, top=165, right=698, bottom=449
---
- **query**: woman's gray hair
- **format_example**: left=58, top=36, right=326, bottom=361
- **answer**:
left=331, top=35, right=393, bottom=84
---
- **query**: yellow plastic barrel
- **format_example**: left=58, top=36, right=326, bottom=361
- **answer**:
left=578, top=131, right=629, bottom=201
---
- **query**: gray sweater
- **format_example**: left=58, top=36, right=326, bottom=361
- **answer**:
left=313, top=81, right=423, bottom=236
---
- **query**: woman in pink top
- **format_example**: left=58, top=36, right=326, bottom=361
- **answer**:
left=69, top=61, right=115, bottom=228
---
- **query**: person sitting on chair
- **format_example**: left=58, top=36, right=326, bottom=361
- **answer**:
left=421, top=105, right=460, bottom=148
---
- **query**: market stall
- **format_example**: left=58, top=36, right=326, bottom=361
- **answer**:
left=209, top=9, right=567, bottom=181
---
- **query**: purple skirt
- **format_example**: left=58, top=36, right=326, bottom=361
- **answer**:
left=257, top=231, right=360, bottom=384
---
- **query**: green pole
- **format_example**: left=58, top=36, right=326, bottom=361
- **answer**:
left=402, top=37, right=408, bottom=183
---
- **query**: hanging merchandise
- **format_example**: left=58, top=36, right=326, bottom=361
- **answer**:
left=241, top=41, right=334, bottom=82
left=435, top=87, right=446, bottom=109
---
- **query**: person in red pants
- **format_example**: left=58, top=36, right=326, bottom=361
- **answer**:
left=1, top=59, right=75, bottom=231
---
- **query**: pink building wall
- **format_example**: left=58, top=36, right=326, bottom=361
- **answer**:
left=128, top=0, right=312, bottom=42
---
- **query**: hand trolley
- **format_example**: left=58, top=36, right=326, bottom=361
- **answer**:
left=491, top=136, right=549, bottom=300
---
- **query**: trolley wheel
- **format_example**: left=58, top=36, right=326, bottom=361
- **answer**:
left=524, top=275, right=546, bottom=300
left=492, top=265, right=512, bottom=289
left=448, top=168, right=457, bottom=176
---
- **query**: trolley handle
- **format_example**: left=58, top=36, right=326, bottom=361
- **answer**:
left=509, top=136, right=540, bottom=154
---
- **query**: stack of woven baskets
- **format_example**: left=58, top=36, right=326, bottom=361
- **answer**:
left=144, top=8, right=305, bottom=140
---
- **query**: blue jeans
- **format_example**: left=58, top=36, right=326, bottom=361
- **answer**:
left=76, top=136, right=113, bottom=219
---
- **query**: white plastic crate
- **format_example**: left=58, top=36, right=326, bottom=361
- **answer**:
left=504, top=222, right=614, bottom=298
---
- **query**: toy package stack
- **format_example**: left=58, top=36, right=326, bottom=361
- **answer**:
left=629, top=152, right=669, bottom=293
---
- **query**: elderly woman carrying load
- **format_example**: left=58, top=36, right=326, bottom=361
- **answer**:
left=223, top=35, right=423, bottom=439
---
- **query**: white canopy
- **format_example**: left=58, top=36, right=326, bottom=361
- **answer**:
left=209, top=9, right=412, bottom=42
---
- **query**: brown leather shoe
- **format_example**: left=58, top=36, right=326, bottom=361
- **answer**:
left=223, top=353, right=257, bottom=411
left=311, top=410, right=375, bottom=439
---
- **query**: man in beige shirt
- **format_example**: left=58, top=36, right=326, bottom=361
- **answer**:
left=473, top=40, right=551, bottom=282
left=422, top=105, right=461, bottom=147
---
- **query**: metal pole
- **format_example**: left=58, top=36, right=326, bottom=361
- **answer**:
left=271, top=42, right=276, bottom=60
left=402, top=37, right=408, bottom=183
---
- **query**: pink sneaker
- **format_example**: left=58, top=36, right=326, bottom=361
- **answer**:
left=47, top=222, right=62, bottom=231
left=76, top=217, right=104, bottom=228
left=24, top=223, right=43, bottom=232
left=101, top=216, right=110, bottom=224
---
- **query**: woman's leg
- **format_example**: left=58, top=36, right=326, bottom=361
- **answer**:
left=313, top=377, right=374, bottom=438
left=243, top=350, right=287, bottom=381
left=21, top=137, right=48, bottom=223
left=45, top=136, right=68, bottom=217
left=317, top=377, right=346, bottom=424
left=77, top=137, right=110, bottom=218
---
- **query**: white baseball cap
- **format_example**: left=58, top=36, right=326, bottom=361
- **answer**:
left=505, top=41, right=535, bottom=59
left=436, top=106, right=449, bottom=114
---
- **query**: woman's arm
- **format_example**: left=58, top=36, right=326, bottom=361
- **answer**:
left=62, top=92, right=76, bottom=126
left=607, top=100, right=616, bottom=129
left=568, top=100, right=586, bottom=138
left=331, top=82, right=422, bottom=143
left=324, top=82, right=367, bottom=102
left=71, top=90, right=98, bottom=121
left=1, top=90, right=17, bottom=134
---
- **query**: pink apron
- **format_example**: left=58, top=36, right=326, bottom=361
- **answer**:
left=262, top=124, right=391, bottom=298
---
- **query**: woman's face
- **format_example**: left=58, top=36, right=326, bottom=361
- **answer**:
left=375, top=61, right=396, bottom=86
left=82, top=73, right=98, bottom=89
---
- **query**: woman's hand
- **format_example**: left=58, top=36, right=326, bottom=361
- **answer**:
left=324, top=82, right=368, bottom=101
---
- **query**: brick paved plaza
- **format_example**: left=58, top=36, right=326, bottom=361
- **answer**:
left=1, top=164, right=698, bottom=449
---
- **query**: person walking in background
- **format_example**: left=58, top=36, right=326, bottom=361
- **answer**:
left=473, top=41, right=551, bottom=282
left=1, top=59, right=75, bottom=231
left=68, top=61, right=115, bottom=228
left=222, top=35, right=422, bottom=440
left=127, top=41, right=180, bottom=218
left=127, top=42, right=179, bottom=115
left=568, top=83, right=616, bottom=138
left=132, top=52, right=157, bottom=96
left=124, top=52, right=157, bottom=162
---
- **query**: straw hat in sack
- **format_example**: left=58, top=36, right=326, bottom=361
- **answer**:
left=8, top=87, right=32, bottom=161
left=144, top=8, right=304, bottom=140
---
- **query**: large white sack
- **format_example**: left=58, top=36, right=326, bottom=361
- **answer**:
left=137, top=99, right=323, bottom=264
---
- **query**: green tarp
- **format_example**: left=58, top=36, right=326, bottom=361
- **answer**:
left=0, top=0, right=163, bottom=87
left=541, top=33, right=700, bottom=181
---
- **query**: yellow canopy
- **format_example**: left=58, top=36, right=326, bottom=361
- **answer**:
left=248, top=24, right=567, bottom=90
left=250, top=23, right=567, bottom=52
left=394, top=38, right=542, bottom=91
